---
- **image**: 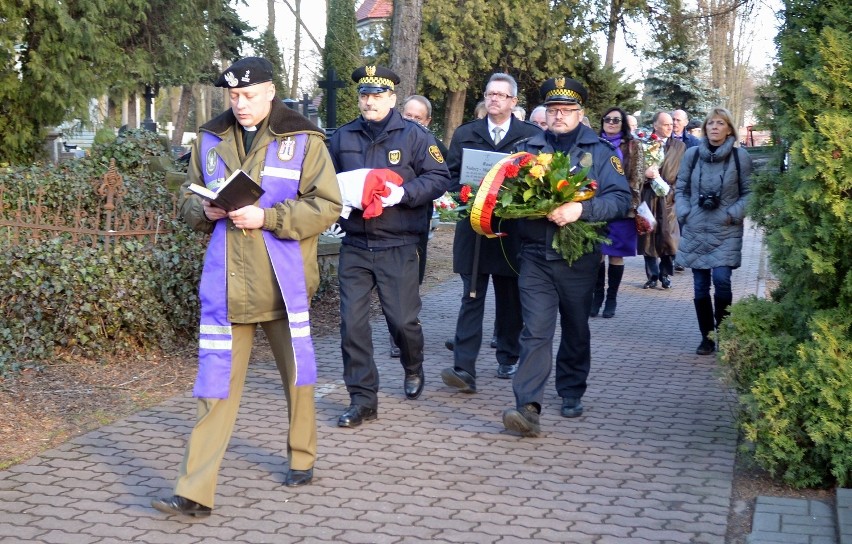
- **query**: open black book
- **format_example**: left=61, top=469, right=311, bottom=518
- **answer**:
left=189, top=170, right=265, bottom=212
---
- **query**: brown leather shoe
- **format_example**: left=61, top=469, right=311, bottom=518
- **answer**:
left=151, top=495, right=212, bottom=517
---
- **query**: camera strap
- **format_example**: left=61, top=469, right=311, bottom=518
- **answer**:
left=692, top=147, right=741, bottom=198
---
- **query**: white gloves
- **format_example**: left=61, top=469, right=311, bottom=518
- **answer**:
left=380, top=181, right=405, bottom=207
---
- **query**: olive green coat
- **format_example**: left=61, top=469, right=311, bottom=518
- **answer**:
left=179, top=100, right=342, bottom=323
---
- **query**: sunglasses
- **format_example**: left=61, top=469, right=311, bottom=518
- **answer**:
left=603, top=116, right=622, bottom=124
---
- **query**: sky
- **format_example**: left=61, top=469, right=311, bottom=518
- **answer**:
left=236, top=0, right=783, bottom=94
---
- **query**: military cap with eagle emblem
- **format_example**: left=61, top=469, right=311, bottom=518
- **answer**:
left=539, top=76, right=588, bottom=106
left=214, top=57, right=274, bottom=88
left=351, top=65, right=401, bottom=94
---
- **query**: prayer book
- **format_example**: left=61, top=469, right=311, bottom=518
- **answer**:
left=189, top=170, right=265, bottom=212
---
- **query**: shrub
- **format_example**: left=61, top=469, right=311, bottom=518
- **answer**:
left=0, top=131, right=205, bottom=375
left=719, top=2, right=851, bottom=488
left=734, top=309, right=852, bottom=488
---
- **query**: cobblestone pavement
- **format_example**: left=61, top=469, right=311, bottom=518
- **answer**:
left=0, top=222, right=800, bottom=544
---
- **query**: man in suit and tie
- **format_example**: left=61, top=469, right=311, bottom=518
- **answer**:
left=440, top=73, right=541, bottom=394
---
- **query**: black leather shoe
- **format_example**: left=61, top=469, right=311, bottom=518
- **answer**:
left=404, top=367, right=425, bottom=399
left=337, top=405, right=377, bottom=427
left=560, top=397, right=584, bottom=418
left=696, top=337, right=716, bottom=355
left=440, top=367, right=476, bottom=393
left=151, top=495, right=212, bottom=517
left=674, top=264, right=685, bottom=272
left=502, top=404, right=541, bottom=437
left=390, top=345, right=401, bottom=358
left=284, top=468, right=313, bottom=487
left=445, top=338, right=454, bottom=351
left=661, top=275, right=672, bottom=289
left=643, top=278, right=658, bottom=289
left=496, top=363, right=517, bottom=379
left=490, top=335, right=498, bottom=349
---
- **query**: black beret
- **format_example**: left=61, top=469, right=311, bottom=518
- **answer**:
left=215, top=57, right=274, bottom=88
left=540, top=76, right=588, bottom=106
left=351, top=65, right=400, bottom=94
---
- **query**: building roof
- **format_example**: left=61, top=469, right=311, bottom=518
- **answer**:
left=356, top=0, right=392, bottom=22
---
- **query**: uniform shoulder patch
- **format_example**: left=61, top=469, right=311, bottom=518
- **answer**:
left=429, top=145, right=444, bottom=164
left=610, top=156, right=625, bottom=176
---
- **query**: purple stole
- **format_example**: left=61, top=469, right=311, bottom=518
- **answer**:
left=193, top=131, right=316, bottom=398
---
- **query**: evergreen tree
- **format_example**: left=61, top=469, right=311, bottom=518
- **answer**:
left=642, top=0, right=716, bottom=117
left=0, top=0, right=145, bottom=163
left=321, top=0, right=362, bottom=127
left=719, top=0, right=852, bottom=487
left=255, top=29, right=290, bottom=96
left=419, top=0, right=618, bottom=141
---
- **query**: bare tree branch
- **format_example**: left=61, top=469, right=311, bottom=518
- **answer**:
left=278, top=0, right=324, bottom=55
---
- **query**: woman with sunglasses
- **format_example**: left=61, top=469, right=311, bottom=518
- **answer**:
left=590, top=107, right=645, bottom=318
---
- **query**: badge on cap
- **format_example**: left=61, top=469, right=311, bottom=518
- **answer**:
left=388, top=150, right=401, bottom=165
left=224, top=72, right=239, bottom=88
left=366, top=65, right=377, bottom=77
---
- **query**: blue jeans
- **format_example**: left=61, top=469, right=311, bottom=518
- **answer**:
left=692, top=267, right=732, bottom=299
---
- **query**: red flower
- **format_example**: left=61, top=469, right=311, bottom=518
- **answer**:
left=503, top=164, right=520, bottom=178
left=589, top=181, right=598, bottom=190
left=637, top=132, right=645, bottom=138
left=650, top=133, right=659, bottom=141
left=460, top=185, right=472, bottom=203
left=518, top=154, right=533, bottom=167
left=485, top=193, right=497, bottom=208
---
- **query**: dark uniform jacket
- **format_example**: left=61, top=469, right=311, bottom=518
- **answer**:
left=447, top=116, right=542, bottom=276
left=515, top=125, right=632, bottom=261
left=329, top=109, right=451, bottom=249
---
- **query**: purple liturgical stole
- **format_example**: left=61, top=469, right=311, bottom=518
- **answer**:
left=193, top=131, right=316, bottom=398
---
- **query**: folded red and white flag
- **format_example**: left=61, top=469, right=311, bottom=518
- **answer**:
left=336, top=168, right=404, bottom=219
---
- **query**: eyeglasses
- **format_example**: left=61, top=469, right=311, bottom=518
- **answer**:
left=484, top=91, right=514, bottom=101
left=603, top=116, right=622, bottom=124
left=545, top=107, right=581, bottom=117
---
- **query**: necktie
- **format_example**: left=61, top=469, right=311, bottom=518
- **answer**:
left=492, top=127, right=503, bottom=145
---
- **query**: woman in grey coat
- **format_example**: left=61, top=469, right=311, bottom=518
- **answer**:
left=675, top=107, right=752, bottom=355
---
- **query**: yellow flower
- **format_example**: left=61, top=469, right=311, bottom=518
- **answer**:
left=536, top=153, right=553, bottom=166
left=529, top=164, right=546, bottom=179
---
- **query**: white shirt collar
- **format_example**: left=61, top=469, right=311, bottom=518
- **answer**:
left=487, top=117, right=512, bottom=137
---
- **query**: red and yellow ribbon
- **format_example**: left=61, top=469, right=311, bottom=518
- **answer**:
left=469, top=152, right=531, bottom=237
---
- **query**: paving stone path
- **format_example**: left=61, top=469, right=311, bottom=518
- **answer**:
left=2, top=221, right=837, bottom=544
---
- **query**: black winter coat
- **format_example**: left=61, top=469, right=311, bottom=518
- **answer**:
left=448, top=116, right=542, bottom=276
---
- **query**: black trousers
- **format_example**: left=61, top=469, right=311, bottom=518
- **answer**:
left=512, top=250, right=599, bottom=409
left=452, top=273, right=522, bottom=378
left=339, top=244, right=424, bottom=408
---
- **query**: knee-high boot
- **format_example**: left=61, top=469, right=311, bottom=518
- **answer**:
left=590, top=262, right=606, bottom=317
left=714, top=294, right=733, bottom=328
left=694, top=297, right=716, bottom=355
left=602, top=264, right=624, bottom=318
